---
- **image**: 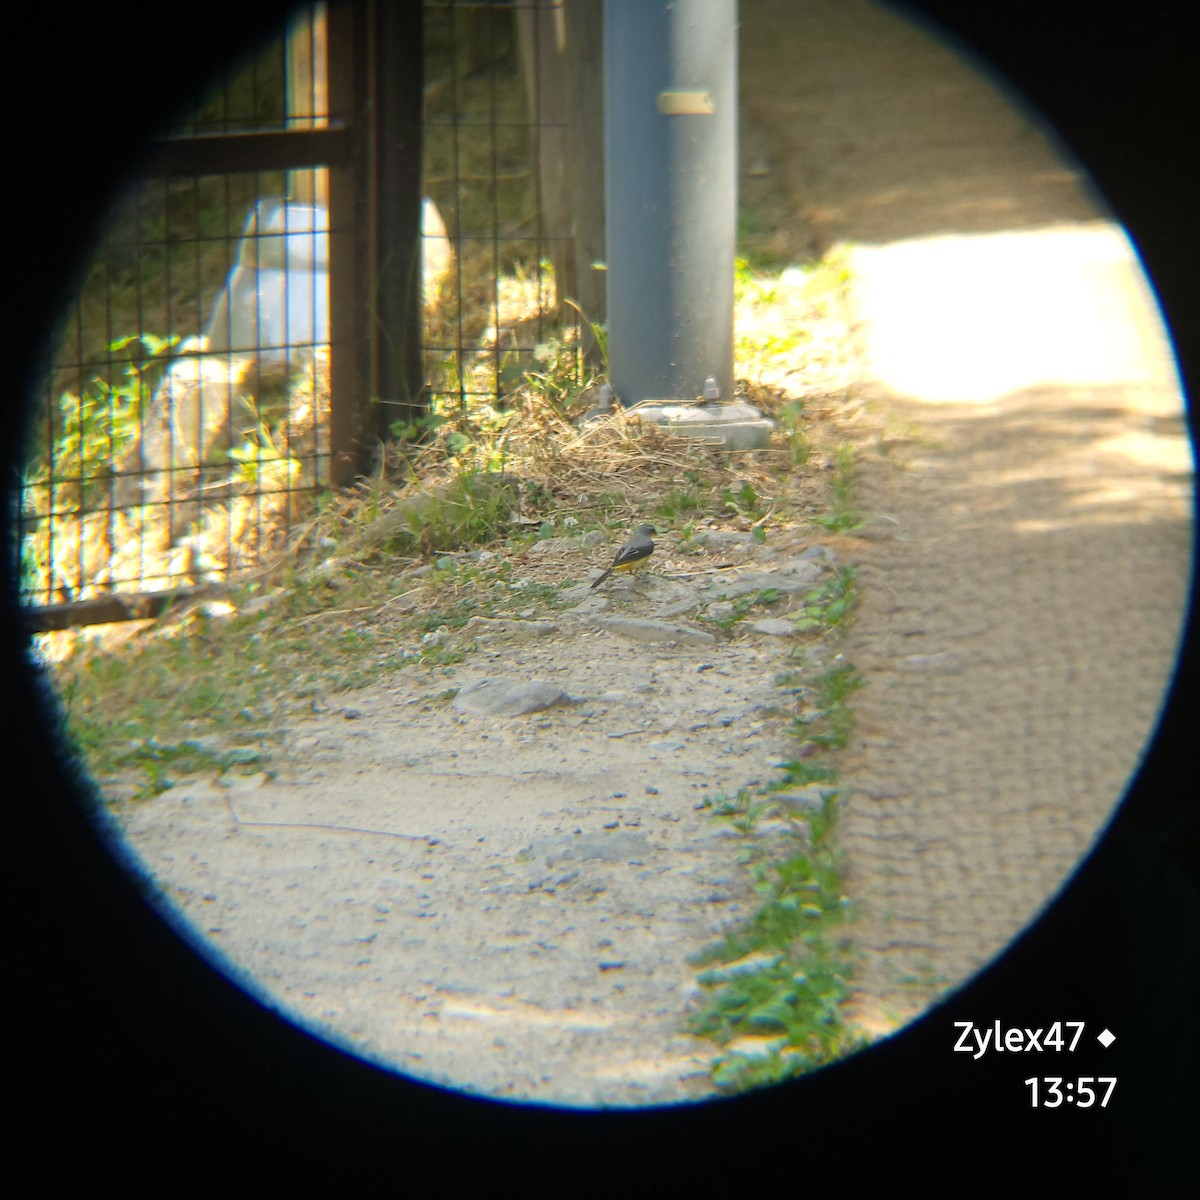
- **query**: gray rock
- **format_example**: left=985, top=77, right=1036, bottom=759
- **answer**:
left=654, top=596, right=705, bottom=619
left=638, top=576, right=701, bottom=612
left=590, top=617, right=718, bottom=646
left=651, top=740, right=686, bottom=754
left=695, top=950, right=784, bottom=982
left=702, top=557, right=824, bottom=600
left=524, top=830, right=651, bottom=865
left=452, top=679, right=573, bottom=716
left=754, top=818, right=805, bottom=838
left=774, top=786, right=839, bottom=813
left=465, top=616, right=560, bottom=638
left=687, top=530, right=759, bottom=553
left=747, top=618, right=796, bottom=637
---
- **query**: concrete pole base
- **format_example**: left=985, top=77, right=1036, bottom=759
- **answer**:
left=582, top=398, right=776, bottom=451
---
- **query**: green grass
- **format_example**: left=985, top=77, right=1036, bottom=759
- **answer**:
left=688, top=784, right=866, bottom=1092
left=370, top=466, right=521, bottom=556
left=777, top=399, right=812, bottom=468
left=721, top=480, right=767, bottom=524
left=44, top=528, right=579, bottom=799
left=686, top=560, right=866, bottom=1092
left=657, top=485, right=705, bottom=522
left=812, top=443, right=862, bottom=533
left=113, top=738, right=267, bottom=801
left=790, top=567, right=857, bottom=632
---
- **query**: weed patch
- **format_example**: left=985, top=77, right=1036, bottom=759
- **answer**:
left=813, top=443, right=861, bottom=532
left=688, top=564, right=865, bottom=1091
left=689, top=782, right=865, bottom=1092
left=790, top=567, right=856, bottom=632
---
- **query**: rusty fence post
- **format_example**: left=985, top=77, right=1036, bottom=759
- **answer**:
left=327, top=0, right=425, bottom=489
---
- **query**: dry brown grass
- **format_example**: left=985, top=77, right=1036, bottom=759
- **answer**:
left=30, top=237, right=865, bottom=680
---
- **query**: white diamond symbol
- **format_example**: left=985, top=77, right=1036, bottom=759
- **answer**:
left=1097, top=1028, right=1116, bottom=1048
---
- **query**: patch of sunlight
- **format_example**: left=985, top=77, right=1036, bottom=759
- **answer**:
left=848, top=222, right=1184, bottom=408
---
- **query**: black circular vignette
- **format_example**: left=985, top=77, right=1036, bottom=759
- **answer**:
left=4, top=3, right=1197, bottom=1192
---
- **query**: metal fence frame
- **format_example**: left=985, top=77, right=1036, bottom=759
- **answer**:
left=20, top=0, right=585, bottom=634
left=21, top=1, right=424, bottom=632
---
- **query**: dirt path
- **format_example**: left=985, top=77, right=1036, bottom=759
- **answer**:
left=110, top=552, right=845, bottom=1108
left=837, top=367, right=1190, bottom=1031
left=740, top=0, right=1192, bottom=1030
left=104, top=0, right=1192, bottom=1105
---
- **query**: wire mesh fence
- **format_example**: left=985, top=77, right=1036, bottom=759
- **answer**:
left=424, top=0, right=567, bottom=419
left=19, top=7, right=331, bottom=626
left=18, top=0, right=590, bottom=631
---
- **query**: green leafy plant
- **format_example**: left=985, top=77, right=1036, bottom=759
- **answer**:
left=20, top=332, right=183, bottom=601
left=721, top=481, right=766, bottom=523
left=24, top=332, right=179, bottom=511
left=373, top=466, right=519, bottom=556
left=707, top=587, right=787, bottom=632
left=707, top=789, right=781, bottom=837
left=813, top=443, right=861, bottom=532
left=109, top=736, right=266, bottom=801
left=657, top=485, right=704, bottom=521
left=228, top=431, right=301, bottom=488
left=777, top=400, right=812, bottom=467
left=790, top=567, right=856, bottom=632
left=563, top=297, right=609, bottom=373
left=522, top=333, right=589, bottom=417
left=688, top=784, right=863, bottom=1092
left=687, top=559, right=866, bottom=1092
left=390, top=409, right=452, bottom=444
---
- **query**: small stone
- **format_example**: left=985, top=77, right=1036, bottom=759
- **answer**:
left=726, top=557, right=830, bottom=599
left=465, top=616, right=560, bottom=638
left=689, top=530, right=758, bottom=552
left=747, top=618, right=796, bottom=637
left=722, top=1035, right=789, bottom=1058
left=652, top=740, right=686, bottom=754
left=774, top=786, right=838, bottom=813
left=452, top=679, right=573, bottom=716
left=590, top=616, right=718, bottom=646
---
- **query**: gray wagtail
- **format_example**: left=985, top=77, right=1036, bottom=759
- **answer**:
left=590, top=524, right=656, bottom=588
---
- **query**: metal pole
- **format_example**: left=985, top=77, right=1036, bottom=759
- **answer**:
left=604, top=0, right=737, bottom=407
